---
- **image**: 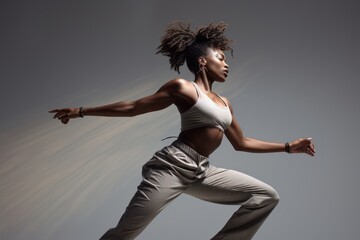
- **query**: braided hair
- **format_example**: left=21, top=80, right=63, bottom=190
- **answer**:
left=156, top=21, right=233, bottom=74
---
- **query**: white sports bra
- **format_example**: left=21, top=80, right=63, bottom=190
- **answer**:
left=181, top=82, right=232, bottom=132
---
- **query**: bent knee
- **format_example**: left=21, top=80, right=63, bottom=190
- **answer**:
left=252, top=185, right=280, bottom=207
left=243, top=188, right=279, bottom=208
left=266, top=187, right=280, bottom=205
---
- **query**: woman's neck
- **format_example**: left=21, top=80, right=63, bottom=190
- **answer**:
left=194, top=73, right=213, bottom=92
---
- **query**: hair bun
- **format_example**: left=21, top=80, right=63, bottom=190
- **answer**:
left=195, top=22, right=228, bottom=42
left=157, top=21, right=232, bottom=73
left=156, top=21, right=196, bottom=72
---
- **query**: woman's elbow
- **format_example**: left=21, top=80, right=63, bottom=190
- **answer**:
left=128, top=106, right=141, bottom=117
left=233, top=137, right=252, bottom=152
left=233, top=142, right=247, bottom=152
left=129, top=100, right=149, bottom=117
left=123, top=101, right=139, bottom=117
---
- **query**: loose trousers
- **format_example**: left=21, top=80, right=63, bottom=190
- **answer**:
left=100, top=140, right=279, bottom=240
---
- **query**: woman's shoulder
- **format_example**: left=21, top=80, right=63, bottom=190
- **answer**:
left=161, top=78, right=194, bottom=93
left=166, top=78, right=192, bottom=87
left=160, top=78, right=197, bottom=104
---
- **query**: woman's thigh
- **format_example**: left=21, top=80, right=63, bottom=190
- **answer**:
left=184, top=165, right=278, bottom=204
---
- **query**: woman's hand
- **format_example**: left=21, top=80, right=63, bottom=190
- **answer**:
left=289, top=138, right=316, bottom=156
left=48, top=108, right=81, bottom=124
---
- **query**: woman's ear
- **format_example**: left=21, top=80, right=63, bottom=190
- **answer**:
left=198, top=56, right=207, bottom=66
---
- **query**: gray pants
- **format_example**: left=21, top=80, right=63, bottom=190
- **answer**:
left=100, top=140, right=279, bottom=240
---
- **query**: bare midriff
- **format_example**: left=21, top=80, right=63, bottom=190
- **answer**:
left=178, top=127, right=224, bottom=157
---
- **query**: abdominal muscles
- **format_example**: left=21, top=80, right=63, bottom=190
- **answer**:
left=178, top=127, right=224, bottom=157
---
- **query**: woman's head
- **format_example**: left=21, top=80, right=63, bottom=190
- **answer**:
left=157, top=21, right=232, bottom=74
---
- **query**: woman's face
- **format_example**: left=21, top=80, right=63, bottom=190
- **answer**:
left=203, top=48, right=229, bottom=82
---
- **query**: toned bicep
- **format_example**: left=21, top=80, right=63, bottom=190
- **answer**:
left=225, top=116, right=246, bottom=150
left=132, top=79, right=185, bottom=115
left=223, top=98, right=246, bottom=150
left=133, top=91, right=173, bottom=115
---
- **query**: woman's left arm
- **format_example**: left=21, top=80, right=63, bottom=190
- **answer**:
left=223, top=99, right=315, bottom=156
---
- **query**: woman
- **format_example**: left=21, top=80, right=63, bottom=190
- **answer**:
left=50, top=22, right=315, bottom=240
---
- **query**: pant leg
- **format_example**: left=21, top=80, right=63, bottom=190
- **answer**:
left=100, top=141, right=206, bottom=240
left=185, top=165, right=280, bottom=240
left=100, top=162, right=188, bottom=239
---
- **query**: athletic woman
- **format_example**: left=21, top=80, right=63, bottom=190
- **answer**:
left=49, top=22, right=315, bottom=240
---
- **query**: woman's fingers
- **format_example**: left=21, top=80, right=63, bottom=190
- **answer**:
left=55, top=111, right=67, bottom=119
left=304, top=139, right=316, bottom=156
left=49, top=109, right=59, bottom=118
left=291, top=138, right=315, bottom=156
left=306, top=147, right=315, bottom=156
left=49, top=108, right=71, bottom=120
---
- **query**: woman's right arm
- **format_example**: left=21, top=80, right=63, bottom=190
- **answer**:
left=49, top=78, right=187, bottom=124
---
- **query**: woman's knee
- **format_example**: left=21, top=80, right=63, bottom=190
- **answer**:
left=250, top=185, right=280, bottom=208
left=265, top=186, right=280, bottom=206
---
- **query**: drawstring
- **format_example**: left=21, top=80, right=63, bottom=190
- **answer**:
left=161, top=136, right=178, bottom=141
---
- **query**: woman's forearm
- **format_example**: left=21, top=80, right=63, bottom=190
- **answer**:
left=81, top=101, right=137, bottom=117
left=239, top=137, right=285, bottom=153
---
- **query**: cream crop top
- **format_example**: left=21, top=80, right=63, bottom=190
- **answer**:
left=181, top=82, right=232, bottom=132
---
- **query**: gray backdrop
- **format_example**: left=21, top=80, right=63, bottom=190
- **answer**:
left=1, top=0, right=360, bottom=239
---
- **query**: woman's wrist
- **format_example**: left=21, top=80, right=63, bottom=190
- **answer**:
left=78, top=107, right=84, bottom=118
left=285, top=142, right=292, bottom=154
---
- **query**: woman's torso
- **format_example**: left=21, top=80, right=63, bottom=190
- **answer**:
left=178, top=128, right=224, bottom=157
left=174, top=80, right=232, bottom=157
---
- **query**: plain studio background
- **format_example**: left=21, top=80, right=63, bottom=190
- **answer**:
left=1, top=0, right=359, bottom=239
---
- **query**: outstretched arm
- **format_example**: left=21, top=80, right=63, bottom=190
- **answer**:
left=224, top=99, right=315, bottom=156
left=49, top=79, right=183, bottom=124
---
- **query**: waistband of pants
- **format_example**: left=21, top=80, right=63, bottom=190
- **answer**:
left=171, top=140, right=208, bottom=162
